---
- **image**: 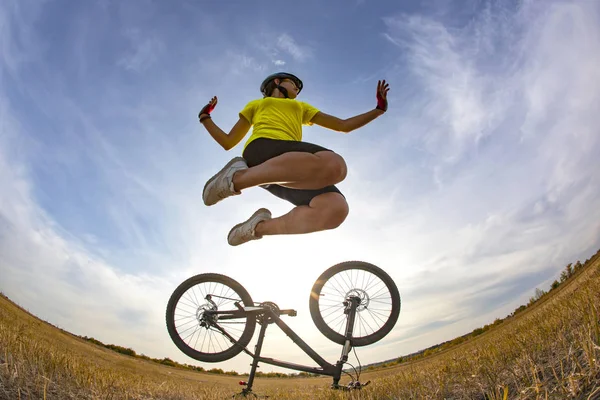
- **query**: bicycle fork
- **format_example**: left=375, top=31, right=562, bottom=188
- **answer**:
left=332, top=295, right=361, bottom=387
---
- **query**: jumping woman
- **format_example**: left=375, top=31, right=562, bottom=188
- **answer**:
left=198, top=72, right=389, bottom=246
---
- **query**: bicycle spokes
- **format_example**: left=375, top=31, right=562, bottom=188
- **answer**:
left=318, top=268, right=394, bottom=339
left=172, top=281, right=250, bottom=356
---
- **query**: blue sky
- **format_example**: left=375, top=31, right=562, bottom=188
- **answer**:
left=1, top=0, right=599, bottom=373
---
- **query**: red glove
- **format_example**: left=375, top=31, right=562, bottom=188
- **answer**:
left=376, top=80, right=389, bottom=112
left=199, top=96, right=217, bottom=122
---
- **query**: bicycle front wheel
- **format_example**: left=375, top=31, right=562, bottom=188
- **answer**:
left=309, top=261, right=401, bottom=347
left=166, top=273, right=256, bottom=362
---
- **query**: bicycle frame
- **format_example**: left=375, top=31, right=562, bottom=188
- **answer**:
left=205, top=295, right=363, bottom=395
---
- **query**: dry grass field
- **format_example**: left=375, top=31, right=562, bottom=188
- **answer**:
left=1, top=252, right=599, bottom=399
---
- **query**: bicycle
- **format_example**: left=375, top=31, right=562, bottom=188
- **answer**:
left=165, top=260, right=401, bottom=398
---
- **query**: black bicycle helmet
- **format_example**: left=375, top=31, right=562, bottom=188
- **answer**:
left=260, top=72, right=303, bottom=98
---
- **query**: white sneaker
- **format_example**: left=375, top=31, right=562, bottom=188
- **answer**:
left=202, top=157, right=248, bottom=206
left=228, top=208, right=272, bottom=246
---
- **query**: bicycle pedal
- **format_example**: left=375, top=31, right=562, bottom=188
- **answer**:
left=345, top=380, right=371, bottom=389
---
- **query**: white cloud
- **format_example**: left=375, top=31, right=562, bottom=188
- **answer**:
left=276, top=33, right=313, bottom=62
left=225, top=51, right=267, bottom=75
left=382, top=15, right=508, bottom=164
left=245, top=32, right=312, bottom=69
left=0, top=79, right=177, bottom=358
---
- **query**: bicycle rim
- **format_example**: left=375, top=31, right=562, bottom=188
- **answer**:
left=309, top=261, right=401, bottom=346
left=166, top=273, right=256, bottom=362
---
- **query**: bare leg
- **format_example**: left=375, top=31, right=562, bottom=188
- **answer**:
left=254, top=192, right=349, bottom=236
left=233, top=151, right=347, bottom=191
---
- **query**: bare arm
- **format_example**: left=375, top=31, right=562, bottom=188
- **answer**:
left=310, top=109, right=384, bottom=133
left=309, top=79, right=390, bottom=133
left=199, top=96, right=251, bottom=150
left=201, top=116, right=251, bottom=150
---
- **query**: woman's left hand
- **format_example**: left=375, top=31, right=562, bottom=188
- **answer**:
left=376, top=80, right=389, bottom=112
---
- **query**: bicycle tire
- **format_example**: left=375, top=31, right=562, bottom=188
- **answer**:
left=309, top=261, right=400, bottom=346
left=166, top=273, right=256, bottom=362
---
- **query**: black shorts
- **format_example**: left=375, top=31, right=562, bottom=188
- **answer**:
left=242, top=138, right=344, bottom=207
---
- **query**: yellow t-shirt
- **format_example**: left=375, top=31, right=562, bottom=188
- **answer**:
left=239, top=97, right=320, bottom=151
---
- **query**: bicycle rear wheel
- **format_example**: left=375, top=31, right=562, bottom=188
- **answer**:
left=166, top=273, right=256, bottom=362
left=309, top=261, right=400, bottom=346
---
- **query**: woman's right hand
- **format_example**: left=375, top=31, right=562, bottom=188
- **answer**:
left=199, top=96, right=218, bottom=122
